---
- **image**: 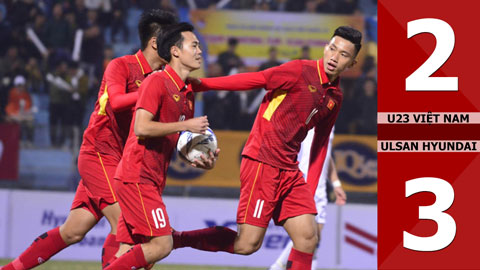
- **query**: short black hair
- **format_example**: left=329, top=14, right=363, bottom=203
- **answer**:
left=332, top=26, right=362, bottom=56
left=157, top=22, right=195, bottom=62
left=228, top=37, right=238, bottom=47
left=138, top=9, right=178, bottom=50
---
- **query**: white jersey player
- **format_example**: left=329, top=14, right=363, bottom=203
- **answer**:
left=270, top=127, right=347, bottom=270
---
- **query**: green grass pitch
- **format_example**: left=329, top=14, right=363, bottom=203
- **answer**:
left=0, top=259, right=265, bottom=270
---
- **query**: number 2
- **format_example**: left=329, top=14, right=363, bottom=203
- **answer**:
left=404, top=177, right=456, bottom=251
left=406, top=18, right=458, bottom=91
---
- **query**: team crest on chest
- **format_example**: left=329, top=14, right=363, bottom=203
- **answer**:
left=308, top=85, right=317, bottom=92
left=135, top=80, right=142, bottom=87
left=327, top=99, right=335, bottom=110
left=173, top=94, right=180, bottom=102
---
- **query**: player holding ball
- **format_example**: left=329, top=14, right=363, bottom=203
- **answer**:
left=104, top=22, right=218, bottom=270
left=174, top=26, right=362, bottom=270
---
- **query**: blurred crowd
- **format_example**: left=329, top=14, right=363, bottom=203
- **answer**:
left=176, top=0, right=364, bottom=14
left=0, top=0, right=137, bottom=149
left=0, top=0, right=377, bottom=152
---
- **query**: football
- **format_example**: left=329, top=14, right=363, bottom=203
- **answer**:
left=177, top=128, right=217, bottom=163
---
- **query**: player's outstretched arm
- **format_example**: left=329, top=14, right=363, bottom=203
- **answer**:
left=191, top=72, right=267, bottom=92
left=134, top=109, right=209, bottom=138
left=191, top=60, right=301, bottom=93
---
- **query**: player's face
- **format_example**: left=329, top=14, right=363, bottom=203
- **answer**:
left=178, top=31, right=203, bottom=71
left=323, top=36, right=357, bottom=80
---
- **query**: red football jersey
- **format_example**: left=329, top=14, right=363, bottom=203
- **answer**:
left=80, top=50, right=153, bottom=162
left=197, top=59, right=342, bottom=193
left=115, top=65, right=194, bottom=189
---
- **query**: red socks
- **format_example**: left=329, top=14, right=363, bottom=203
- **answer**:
left=286, top=248, right=313, bottom=270
left=2, top=227, right=68, bottom=270
left=103, top=256, right=117, bottom=269
left=1, top=230, right=121, bottom=270
left=103, top=245, right=148, bottom=270
left=173, top=226, right=237, bottom=253
left=101, top=234, right=119, bottom=269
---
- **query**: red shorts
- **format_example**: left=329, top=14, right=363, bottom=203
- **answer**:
left=237, top=157, right=317, bottom=228
left=71, top=180, right=104, bottom=220
left=71, top=152, right=118, bottom=220
left=115, top=181, right=171, bottom=244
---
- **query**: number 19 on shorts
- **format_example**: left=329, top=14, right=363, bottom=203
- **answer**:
left=152, top=208, right=166, bottom=229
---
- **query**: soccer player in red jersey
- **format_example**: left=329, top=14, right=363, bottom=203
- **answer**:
left=103, top=22, right=216, bottom=270
left=173, top=26, right=362, bottom=270
left=1, top=10, right=177, bottom=270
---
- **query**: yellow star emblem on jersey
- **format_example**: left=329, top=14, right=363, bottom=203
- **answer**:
left=173, top=94, right=180, bottom=102
left=135, top=80, right=142, bottom=87
left=308, top=85, right=317, bottom=92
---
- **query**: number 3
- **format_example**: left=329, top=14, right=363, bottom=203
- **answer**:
left=404, top=177, right=456, bottom=251
left=406, top=18, right=458, bottom=91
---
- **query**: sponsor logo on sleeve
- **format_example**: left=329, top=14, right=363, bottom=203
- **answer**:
left=327, top=99, right=335, bottom=110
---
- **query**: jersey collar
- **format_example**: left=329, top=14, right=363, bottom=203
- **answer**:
left=317, top=59, right=340, bottom=87
left=163, top=64, right=186, bottom=91
left=135, top=50, right=153, bottom=75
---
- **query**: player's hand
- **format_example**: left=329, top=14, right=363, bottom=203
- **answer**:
left=186, top=76, right=201, bottom=86
left=191, top=149, right=220, bottom=170
left=333, top=185, right=347, bottom=206
left=185, top=116, right=209, bottom=134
